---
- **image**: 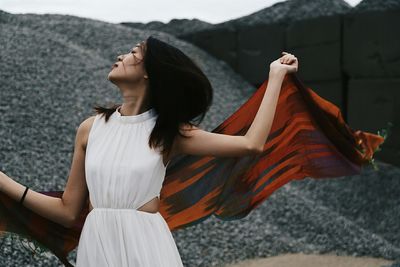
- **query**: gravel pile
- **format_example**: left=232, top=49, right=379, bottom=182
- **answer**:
left=121, top=18, right=213, bottom=37
left=1, top=9, right=399, bottom=267
left=216, top=0, right=351, bottom=29
left=351, top=0, right=400, bottom=13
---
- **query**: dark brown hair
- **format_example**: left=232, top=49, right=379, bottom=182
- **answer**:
left=93, top=35, right=213, bottom=159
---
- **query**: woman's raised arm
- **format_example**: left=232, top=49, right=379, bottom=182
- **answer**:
left=173, top=52, right=298, bottom=158
left=244, top=52, right=298, bottom=151
left=0, top=115, right=96, bottom=228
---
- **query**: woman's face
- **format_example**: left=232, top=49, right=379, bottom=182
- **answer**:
left=107, top=41, right=147, bottom=85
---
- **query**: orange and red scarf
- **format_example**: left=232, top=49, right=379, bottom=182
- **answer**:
left=0, top=73, right=386, bottom=266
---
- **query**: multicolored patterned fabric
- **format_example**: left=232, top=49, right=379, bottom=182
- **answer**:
left=0, top=73, right=386, bottom=266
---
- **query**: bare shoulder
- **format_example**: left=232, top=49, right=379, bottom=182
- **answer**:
left=166, top=123, right=201, bottom=160
left=77, top=115, right=97, bottom=151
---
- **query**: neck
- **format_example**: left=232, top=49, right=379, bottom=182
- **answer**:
left=116, top=82, right=150, bottom=116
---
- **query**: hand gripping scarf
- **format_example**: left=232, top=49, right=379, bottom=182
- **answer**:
left=0, top=73, right=386, bottom=266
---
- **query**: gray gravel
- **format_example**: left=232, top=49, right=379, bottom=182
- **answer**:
left=216, top=0, right=351, bottom=28
left=352, top=0, right=400, bottom=13
left=1, top=8, right=399, bottom=267
left=120, top=18, right=213, bottom=37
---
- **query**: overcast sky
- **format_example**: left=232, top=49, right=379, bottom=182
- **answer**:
left=0, top=0, right=363, bottom=24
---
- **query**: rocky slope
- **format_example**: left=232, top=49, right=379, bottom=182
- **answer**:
left=216, top=0, right=351, bottom=28
left=352, top=0, right=400, bottom=13
left=121, top=18, right=213, bottom=36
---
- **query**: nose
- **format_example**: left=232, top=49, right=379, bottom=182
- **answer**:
left=117, top=55, right=124, bottom=61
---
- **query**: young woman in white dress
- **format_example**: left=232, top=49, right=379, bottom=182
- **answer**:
left=0, top=35, right=298, bottom=266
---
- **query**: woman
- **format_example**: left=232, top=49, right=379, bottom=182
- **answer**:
left=0, top=36, right=384, bottom=266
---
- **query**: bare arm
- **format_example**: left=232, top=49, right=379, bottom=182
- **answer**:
left=244, top=70, right=285, bottom=152
left=173, top=52, right=298, bottom=158
left=0, top=116, right=96, bottom=228
left=245, top=52, right=298, bottom=151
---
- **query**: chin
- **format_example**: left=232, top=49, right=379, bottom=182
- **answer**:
left=107, top=71, right=117, bottom=83
left=107, top=76, right=118, bottom=86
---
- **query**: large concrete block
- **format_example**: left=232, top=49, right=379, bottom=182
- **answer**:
left=343, top=10, right=400, bottom=78
left=302, top=79, right=344, bottom=112
left=285, top=15, right=342, bottom=82
left=236, top=23, right=286, bottom=84
left=181, top=27, right=237, bottom=69
left=286, top=15, right=341, bottom=47
left=288, top=43, right=342, bottom=81
left=347, top=78, right=400, bottom=165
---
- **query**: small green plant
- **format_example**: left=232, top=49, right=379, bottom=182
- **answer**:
left=368, top=121, right=393, bottom=171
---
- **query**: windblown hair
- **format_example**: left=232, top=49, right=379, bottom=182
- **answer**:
left=93, top=35, right=213, bottom=159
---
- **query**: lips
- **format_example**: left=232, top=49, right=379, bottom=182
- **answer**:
left=112, top=62, right=118, bottom=68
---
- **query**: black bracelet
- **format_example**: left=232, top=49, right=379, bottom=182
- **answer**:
left=19, top=186, right=29, bottom=205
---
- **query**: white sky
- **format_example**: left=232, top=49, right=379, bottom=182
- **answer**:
left=0, top=0, right=363, bottom=24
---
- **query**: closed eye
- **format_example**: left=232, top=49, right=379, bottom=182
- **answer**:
left=130, top=49, right=142, bottom=62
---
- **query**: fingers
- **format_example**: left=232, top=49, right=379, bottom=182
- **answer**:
left=280, top=52, right=297, bottom=64
left=280, top=56, right=294, bottom=64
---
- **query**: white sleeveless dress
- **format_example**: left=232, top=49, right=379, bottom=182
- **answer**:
left=75, top=106, right=184, bottom=267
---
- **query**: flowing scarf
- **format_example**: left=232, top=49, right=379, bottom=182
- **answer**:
left=0, top=73, right=386, bottom=266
